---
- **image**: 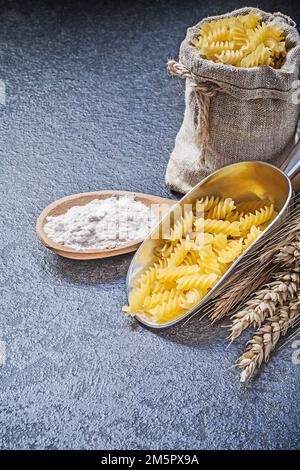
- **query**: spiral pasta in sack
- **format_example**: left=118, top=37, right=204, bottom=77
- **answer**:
left=165, top=7, right=300, bottom=194
left=192, top=12, right=286, bottom=68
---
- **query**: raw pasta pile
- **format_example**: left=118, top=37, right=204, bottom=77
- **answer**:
left=123, top=196, right=277, bottom=324
left=192, top=11, right=286, bottom=68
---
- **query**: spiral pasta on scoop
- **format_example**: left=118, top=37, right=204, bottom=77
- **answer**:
left=123, top=196, right=276, bottom=324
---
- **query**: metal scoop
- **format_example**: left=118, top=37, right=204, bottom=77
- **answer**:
left=126, top=141, right=300, bottom=329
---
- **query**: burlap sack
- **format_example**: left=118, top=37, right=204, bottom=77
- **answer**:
left=166, top=7, right=300, bottom=193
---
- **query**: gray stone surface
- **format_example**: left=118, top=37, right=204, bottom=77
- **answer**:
left=0, top=0, right=299, bottom=450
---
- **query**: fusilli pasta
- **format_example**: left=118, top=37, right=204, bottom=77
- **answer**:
left=123, top=195, right=275, bottom=324
left=192, top=11, right=286, bottom=69
left=239, top=204, right=275, bottom=232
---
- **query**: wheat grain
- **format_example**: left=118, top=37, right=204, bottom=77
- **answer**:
left=228, top=269, right=300, bottom=341
left=258, top=217, right=300, bottom=264
left=274, top=240, right=300, bottom=266
left=237, top=293, right=300, bottom=382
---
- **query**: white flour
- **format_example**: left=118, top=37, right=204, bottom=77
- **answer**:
left=44, top=195, right=153, bottom=251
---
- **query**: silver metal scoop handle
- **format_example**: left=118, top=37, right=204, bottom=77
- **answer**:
left=283, top=139, right=300, bottom=180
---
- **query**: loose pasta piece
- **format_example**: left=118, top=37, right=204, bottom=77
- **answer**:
left=196, top=218, right=241, bottom=237
left=195, top=195, right=221, bottom=212
left=169, top=210, right=194, bottom=241
left=143, top=291, right=172, bottom=310
left=180, top=289, right=205, bottom=309
left=240, top=11, right=261, bottom=29
left=266, top=24, right=284, bottom=42
left=239, top=204, right=274, bottom=232
left=152, top=280, right=175, bottom=294
left=229, top=23, right=248, bottom=47
left=226, top=210, right=244, bottom=222
left=243, top=225, right=262, bottom=248
left=191, top=36, right=208, bottom=49
left=148, top=290, right=186, bottom=322
left=154, top=242, right=173, bottom=258
left=133, top=259, right=167, bottom=288
left=160, top=243, right=175, bottom=258
left=155, top=258, right=169, bottom=270
left=138, top=266, right=158, bottom=287
left=176, top=273, right=219, bottom=291
left=240, top=43, right=272, bottom=67
left=218, top=239, right=243, bottom=264
left=206, top=198, right=235, bottom=219
left=242, top=23, right=270, bottom=53
left=198, top=247, right=223, bottom=275
left=195, top=231, right=214, bottom=244
left=122, top=286, right=148, bottom=315
left=211, top=233, right=228, bottom=253
left=199, top=20, right=215, bottom=36
left=207, top=25, right=231, bottom=43
left=158, top=265, right=200, bottom=282
left=202, top=40, right=236, bottom=59
left=215, top=49, right=244, bottom=65
left=265, top=38, right=286, bottom=58
left=182, top=250, right=200, bottom=266
left=218, top=262, right=231, bottom=276
left=167, top=239, right=192, bottom=267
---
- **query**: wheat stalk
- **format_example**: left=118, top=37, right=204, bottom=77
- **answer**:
left=228, top=268, right=300, bottom=341
left=237, top=293, right=300, bottom=382
left=207, top=251, right=277, bottom=323
left=209, top=265, right=273, bottom=323
left=206, top=195, right=300, bottom=322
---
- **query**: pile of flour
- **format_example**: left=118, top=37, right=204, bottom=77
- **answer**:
left=44, top=195, right=153, bottom=251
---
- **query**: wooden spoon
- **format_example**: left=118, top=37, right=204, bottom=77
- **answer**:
left=36, top=190, right=176, bottom=260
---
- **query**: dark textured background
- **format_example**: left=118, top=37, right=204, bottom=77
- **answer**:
left=0, top=0, right=299, bottom=450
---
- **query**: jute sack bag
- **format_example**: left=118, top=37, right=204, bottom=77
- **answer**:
left=166, top=7, right=300, bottom=193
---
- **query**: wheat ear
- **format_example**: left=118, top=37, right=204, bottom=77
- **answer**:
left=229, top=268, right=300, bottom=341
left=237, top=293, right=300, bottom=382
left=274, top=240, right=300, bottom=267
left=207, top=197, right=300, bottom=322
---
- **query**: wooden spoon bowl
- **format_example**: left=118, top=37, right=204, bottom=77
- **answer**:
left=36, top=190, right=175, bottom=260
